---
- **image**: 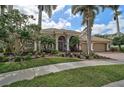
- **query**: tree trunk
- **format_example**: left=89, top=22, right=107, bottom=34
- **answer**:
left=38, top=5, right=42, bottom=52
left=8, top=5, right=13, bottom=13
left=38, top=5, right=42, bottom=28
left=86, top=8, right=92, bottom=55
left=34, top=41, right=37, bottom=52
left=1, top=6, right=5, bottom=15
left=118, top=44, right=121, bottom=51
left=116, top=13, right=120, bottom=36
left=38, top=41, right=41, bottom=52
left=87, top=20, right=92, bottom=55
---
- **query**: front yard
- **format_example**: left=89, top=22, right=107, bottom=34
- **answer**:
left=0, top=57, right=80, bottom=74
left=4, top=64, right=124, bottom=87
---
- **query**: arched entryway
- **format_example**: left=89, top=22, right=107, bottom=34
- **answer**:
left=58, top=36, right=66, bottom=51
left=69, top=36, right=80, bottom=52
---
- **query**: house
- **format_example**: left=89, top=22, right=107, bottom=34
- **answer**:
left=41, top=28, right=111, bottom=52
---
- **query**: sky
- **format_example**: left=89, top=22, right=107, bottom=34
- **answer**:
left=13, top=5, right=124, bottom=35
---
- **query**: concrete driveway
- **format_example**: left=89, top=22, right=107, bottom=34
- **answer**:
left=96, top=52, right=124, bottom=61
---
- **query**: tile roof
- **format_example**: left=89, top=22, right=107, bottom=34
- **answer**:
left=42, top=28, right=111, bottom=42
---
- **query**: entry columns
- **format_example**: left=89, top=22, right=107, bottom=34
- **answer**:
left=66, top=36, right=70, bottom=51
left=91, top=43, right=94, bottom=51
left=55, top=36, right=58, bottom=51
left=107, top=43, right=110, bottom=51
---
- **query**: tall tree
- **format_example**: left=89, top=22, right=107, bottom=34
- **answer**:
left=37, top=5, right=57, bottom=52
left=38, top=5, right=57, bottom=28
left=105, top=5, right=121, bottom=36
left=72, top=5, right=100, bottom=55
left=0, top=5, right=6, bottom=15
left=7, top=5, right=13, bottom=13
left=0, top=9, right=34, bottom=54
left=112, top=35, right=124, bottom=51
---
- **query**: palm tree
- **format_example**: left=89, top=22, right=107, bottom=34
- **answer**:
left=7, top=5, right=13, bottom=13
left=37, top=5, right=57, bottom=52
left=105, top=5, right=121, bottom=36
left=0, top=5, right=6, bottom=15
left=38, top=5, right=57, bottom=28
left=0, top=5, right=13, bottom=15
left=72, top=5, right=100, bottom=55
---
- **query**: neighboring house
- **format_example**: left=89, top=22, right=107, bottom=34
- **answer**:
left=41, top=28, right=111, bottom=52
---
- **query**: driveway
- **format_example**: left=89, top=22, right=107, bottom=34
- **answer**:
left=96, top=52, right=124, bottom=61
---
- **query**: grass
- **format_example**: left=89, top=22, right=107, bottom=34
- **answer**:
left=4, top=64, right=124, bottom=87
left=0, top=57, right=80, bottom=74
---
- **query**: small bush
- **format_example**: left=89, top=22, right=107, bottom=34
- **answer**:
left=89, top=53, right=99, bottom=59
left=110, top=47, right=118, bottom=52
left=14, top=56, right=23, bottom=62
left=0, top=49, right=3, bottom=53
left=0, top=56, right=3, bottom=62
left=43, top=50, right=51, bottom=53
left=24, top=55, right=32, bottom=61
left=41, top=52, right=45, bottom=57
left=0, top=56, right=9, bottom=62
left=51, top=50, right=59, bottom=54
left=69, top=53, right=74, bottom=58
left=4, top=52, right=15, bottom=56
left=61, top=53, right=65, bottom=57
left=80, top=52, right=89, bottom=59
left=120, top=47, right=124, bottom=52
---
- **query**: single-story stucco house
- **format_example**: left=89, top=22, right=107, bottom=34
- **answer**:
left=40, top=28, right=111, bottom=52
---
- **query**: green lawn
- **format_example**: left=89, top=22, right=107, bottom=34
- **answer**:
left=5, top=64, right=124, bottom=87
left=0, top=57, right=80, bottom=74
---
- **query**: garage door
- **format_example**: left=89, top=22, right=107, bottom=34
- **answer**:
left=82, top=43, right=87, bottom=52
left=93, top=43, right=106, bottom=52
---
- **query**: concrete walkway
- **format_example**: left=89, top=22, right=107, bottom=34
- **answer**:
left=0, top=59, right=123, bottom=86
left=103, top=80, right=124, bottom=87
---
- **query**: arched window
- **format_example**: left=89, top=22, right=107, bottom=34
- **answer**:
left=58, top=36, right=66, bottom=51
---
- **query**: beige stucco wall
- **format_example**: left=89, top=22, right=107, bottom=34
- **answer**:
left=41, top=28, right=111, bottom=52
left=81, top=43, right=87, bottom=52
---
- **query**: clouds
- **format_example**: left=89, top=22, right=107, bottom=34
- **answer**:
left=12, top=5, right=124, bottom=35
left=41, top=6, right=71, bottom=29
left=53, top=5, right=65, bottom=14
left=14, top=5, right=38, bottom=24
left=64, top=8, right=79, bottom=19
left=42, top=18, right=71, bottom=29
left=13, top=5, right=71, bottom=29
left=92, top=24, right=106, bottom=34
left=75, top=26, right=86, bottom=32
left=92, top=16, right=124, bottom=35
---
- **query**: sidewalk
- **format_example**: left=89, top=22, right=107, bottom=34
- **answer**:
left=0, top=59, right=123, bottom=86
left=103, top=80, right=124, bottom=87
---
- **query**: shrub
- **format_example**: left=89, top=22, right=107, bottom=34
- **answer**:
left=0, top=49, right=3, bottom=53
left=41, top=52, right=45, bottom=57
left=80, top=52, right=89, bottom=59
left=43, top=50, right=51, bottom=53
left=14, top=56, right=23, bottom=62
left=61, top=53, right=65, bottom=57
left=0, top=56, right=9, bottom=62
left=69, top=53, right=74, bottom=58
left=51, top=50, right=59, bottom=54
left=3, top=57, right=9, bottom=62
left=28, top=53, right=33, bottom=56
left=0, top=56, right=3, bottom=62
left=24, top=55, right=32, bottom=61
left=110, top=47, right=118, bottom=52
